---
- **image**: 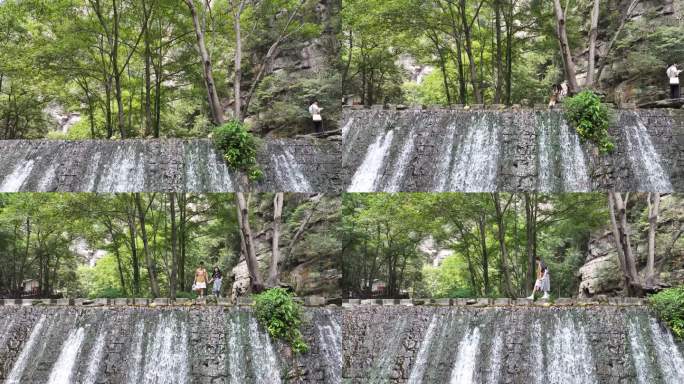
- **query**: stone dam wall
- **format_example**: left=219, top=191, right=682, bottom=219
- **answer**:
left=0, top=138, right=341, bottom=193
left=343, top=107, right=684, bottom=192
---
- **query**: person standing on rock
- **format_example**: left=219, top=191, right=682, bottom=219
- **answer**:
left=667, top=64, right=682, bottom=99
left=309, top=100, right=323, bottom=133
left=527, top=256, right=550, bottom=300
left=209, top=266, right=223, bottom=298
left=193, top=261, right=209, bottom=298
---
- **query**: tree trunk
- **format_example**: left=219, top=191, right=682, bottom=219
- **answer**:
left=492, top=193, right=514, bottom=296
left=596, top=0, right=640, bottom=82
left=494, top=0, right=503, bottom=103
left=607, top=192, right=639, bottom=294
left=552, top=0, right=580, bottom=93
left=646, top=193, right=660, bottom=284
left=134, top=193, right=161, bottom=298
left=477, top=214, right=490, bottom=295
left=179, top=193, right=187, bottom=291
left=459, top=0, right=484, bottom=103
left=235, top=193, right=263, bottom=290
left=524, top=193, right=538, bottom=293
left=142, top=0, right=153, bottom=136
left=586, top=0, right=600, bottom=87
left=185, top=0, right=224, bottom=125
left=126, top=212, right=141, bottom=296
left=232, top=0, right=245, bottom=121
left=268, top=193, right=284, bottom=286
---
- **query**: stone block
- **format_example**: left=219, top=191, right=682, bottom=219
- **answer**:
left=217, top=298, right=232, bottom=306
left=346, top=299, right=361, bottom=305
left=41, top=299, right=56, bottom=305
left=382, top=299, right=398, bottom=306
left=112, top=298, right=129, bottom=306
left=399, top=299, right=413, bottom=306
left=412, top=299, right=426, bottom=306
left=134, top=298, right=149, bottom=306
left=515, top=298, right=533, bottom=306
left=93, top=298, right=109, bottom=306
left=153, top=298, right=170, bottom=306
left=371, top=104, right=384, bottom=110
left=305, top=296, right=327, bottom=306
left=434, top=298, right=452, bottom=306
left=236, top=297, right=253, bottom=306
left=20, top=299, right=35, bottom=306
left=453, top=298, right=468, bottom=306
left=577, top=298, right=598, bottom=306
left=493, top=298, right=511, bottom=306
left=56, top=298, right=73, bottom=306
left=554, top=298, right=574, bottom=306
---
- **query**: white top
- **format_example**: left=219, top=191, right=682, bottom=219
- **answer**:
left=667, top=66, right=681, bottom=85
left=309, top=104, right=322, bottom=121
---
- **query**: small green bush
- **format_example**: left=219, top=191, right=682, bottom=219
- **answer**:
left=649, top=285, right=684, bottom=339
left=89, top=287, right=126, bottom=299
left=254, top=288, right=309, bottom=354
left=563, top=91, right=615, bottom=153
left=212, top=120, right=263, bottom=181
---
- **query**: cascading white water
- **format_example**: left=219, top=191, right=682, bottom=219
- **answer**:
left=558, top=120, right=590, bottom=191
left=628, top=319, right=657, bottom=384
left=531, top=321, right=545, bottom=384
left=96, top=145, right=145, bottom=192
left=385, top=129, right=416, bottom=192
left=126, top=320, right=146, bottom=383
left=624, top=116, right=673, bottom=191
left=348, top=130, right=395, bottom=192
left=546, top=315, right=596, bottom=383
left=6, top=315, right=47, bottom=384
left=271, top=145, right=312, bottom=192
left=434, top=123, right=458, bottom=191
left=228, top=314, right=247, bottom=383
left=537, top=116, right=555, bottom=192
left=486, top=331, right=503, bottom=384
left=139, top=314, right=190, bottom=384
left=82, top=329, right=107, bottom=384
left=316, top=311, right=343, bottom=384
left=449, top=327, right=481, bottom=384
left=447, top=114, right=500, bottom=192
left=185, top=142, right=233, bottom=192
left=37, top=162, right=58, bottom=191
left=248, top=317, right=282, bottom=384
left=0, top=316, right=15, bottom=347
left=342, top=117, right=354, bottom=142
left=47, top=327, right=86, bottom=384
left=408, top=315, right=438, bottom=384
left=0, top=159, right=35, bottom=192
left=649, top=319, right=684, bottom=384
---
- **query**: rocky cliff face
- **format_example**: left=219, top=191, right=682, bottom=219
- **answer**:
left=579, top=194, right=684, bottom=297
left=574, top=0, right=684, bottom=104
left=230, top=194, right=342, bottom=300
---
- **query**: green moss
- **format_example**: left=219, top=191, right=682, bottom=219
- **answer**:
left=253, top=288, right=309, bottom=354
left=649, top=286, right=684, bottom=339
left=563, top=91, right=615, bottom=154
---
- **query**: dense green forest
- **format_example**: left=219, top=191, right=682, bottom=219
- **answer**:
left=341, top=0, right=684, bottom=106
left=341, top=193, right=682, bottom=299
left=0, top=0, right=340, bottom=140
left=0, top=193, right=341, bottom=300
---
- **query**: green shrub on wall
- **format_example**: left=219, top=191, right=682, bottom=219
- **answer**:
left=254, top=288, right=309, bottom=354
left=649, top=285, right=684, bottom=339
left=563, top=91, right=615, bottom=154
left=212, top=120, right=263, bottom=181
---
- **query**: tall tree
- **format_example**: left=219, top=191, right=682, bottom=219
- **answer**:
left=268, top=192, right=284, bottom=286
left=552, top=0, right=580, bottom=93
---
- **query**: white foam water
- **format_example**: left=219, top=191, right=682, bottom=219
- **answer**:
left=649, top=319, right=684, bottom=384
left=558, top=120, right=590, bottom=191
left=531, top=321, right=545, bottom=384
left=140, top=314, right=190, bottom=384
left=248, top=317, right=282, bottom=384
left=486, top=331, right=503, bottom=384
left=6, top=316, right=47, bottom=384
left=316, top=311, right=342, bottom=383
left=385, top=129, right=416, bottom=192
left=47, top=327, right=86, bottom=384
left=537, top=116, right=555, bottom=192
left=408, top=315, right=438, bottom=384
left=228, top=314, right=247, bottom=383
left=126, top=320, right=146, bottom=383
left=271, top=145, right=312, bottom=192
left=82, top=328, right=107, bottom=384
left=546, top=315, right=596, bottom=384
left=628, top=319, right=657, bottom=384
left=449, top=327, right=481, bottom=384
left=434, top=123, right=458, bottom=191
left=348, top=129, right=395, bottom=192
left=624, top=116, right=673, bottom=191
left=447, top=114, right=500, bottom=192
left=96, top=145, right=145, bottom=192
left=0, top=159, right=35, bottom=192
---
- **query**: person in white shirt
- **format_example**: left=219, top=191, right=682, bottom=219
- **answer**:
left=667, top=64, right=681, bottom=99
left=308, top=100, right=323, bottom=133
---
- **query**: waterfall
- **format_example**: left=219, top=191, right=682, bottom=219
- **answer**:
left=449, top=327, right=481, bottom=384
left=82, top=329, right=107, bottom=384
left=447, top=113, right=500, bottom=192
left=228, top=313, right=247, bottom=383
left=624, top=116, right=673, bottom=191
left=126, top=320, right=146, bottom=383
left=248, top=317, right=282, bottom=384
left=0, top=159, right=35, bottom=192
left=6, top=315, right=47, bottom=384
left=348, top=129, right=395, bottom=192
left=486, top=331, right=503, bottom=384
left=385, top=130, right=416, bottom=192
left=649, top=319, right=684, bottom=384
left=137, top=314, right=190, bottom=384
left=537, top=114, right=556, bottom=192
left=184, top=141, right=233, bottom=192
left=628, top=319, right=658, bottom=384
left=47, top=327, right=86, bottom=384
left=96, top=145, right=145, bottom=192
left=408, top=315, right=438, bottom=384
left=271, top=144, right=312, bottom=192
left=546, top=314, right=596, bottom=383
left=434, top=123, right=458, bottom=191
left=316, top=311, right=342, bottom=384
left=558, top=120, right=591, bottom=191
